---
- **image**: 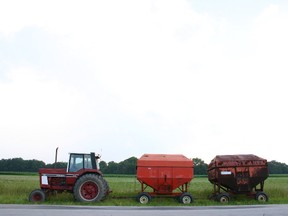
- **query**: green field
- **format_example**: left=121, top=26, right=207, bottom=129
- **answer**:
left=0, top=174, right=287, bottom=206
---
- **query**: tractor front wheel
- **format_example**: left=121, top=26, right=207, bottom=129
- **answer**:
left=29, top=189, right=46, bottom=202
left=73, top=174, right=107, bottom=202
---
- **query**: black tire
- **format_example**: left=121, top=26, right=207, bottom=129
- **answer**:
left=100, top=177, right=110, bottom=199
left=179, top=192, right=193, bottom=204
left=73, top=174, right=107, bottom=202
left=29, top=189, right=46, bottom=202
left=217, top=193, right=230, bottom=203
left=255, top=192, right=268, bottom=202
left=102, top=177, right=110, bottom=192
left=136, top=192, right=151, bottom=204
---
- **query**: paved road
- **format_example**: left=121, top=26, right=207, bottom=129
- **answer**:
left=1, top=204, right=288, bottom=216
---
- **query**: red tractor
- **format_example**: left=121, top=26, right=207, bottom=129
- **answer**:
left=29, top=152, right=109, bottom=202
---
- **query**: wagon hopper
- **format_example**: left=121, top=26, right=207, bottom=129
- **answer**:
left=136, top=154, right=194, bottom=204
left=208, top=154, right=269, bottom=203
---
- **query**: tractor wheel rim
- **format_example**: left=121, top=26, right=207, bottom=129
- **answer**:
left=80, top=181, right=99, bottom=200
left=182, top=195, right=191, bottom=204
left=33, top=193, right=43, bottom=201
left=139, top=196, right=149, bottom=204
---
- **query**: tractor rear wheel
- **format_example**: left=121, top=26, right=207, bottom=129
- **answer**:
left=73, top=174, right=107, bottom=202
left=29, top=189, right=46, bottom=202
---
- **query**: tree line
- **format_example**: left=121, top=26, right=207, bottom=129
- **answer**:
left=0, top=157, right=287, bottom=175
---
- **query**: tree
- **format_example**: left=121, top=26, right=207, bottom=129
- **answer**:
left=105, top=161, right=119, bottom=174
left=45, top=162, right=67, bottom=169
left=193, top=158, right=208, bottom=175
left=118, top=157, right=137, bottom=174
left=99, top=157, right=137, bottom=174
left=99, top=161, right=108, bottom=171
left=0, top=158, right=45, bottom=172
left=25, top=159, right=46, bottom=172
left=268, top=160, right=288, bottom=174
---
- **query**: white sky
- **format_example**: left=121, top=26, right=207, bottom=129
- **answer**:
left=1, top=0, right=288, bottom=164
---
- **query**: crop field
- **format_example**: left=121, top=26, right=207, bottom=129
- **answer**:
left=0, top=174, right=287, bottom=206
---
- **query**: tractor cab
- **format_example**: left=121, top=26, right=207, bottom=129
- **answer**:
left=67, top=152, right=101, bottom=173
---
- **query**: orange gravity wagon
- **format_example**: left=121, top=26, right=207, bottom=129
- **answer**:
left=136, top=154, right=194, bottom=204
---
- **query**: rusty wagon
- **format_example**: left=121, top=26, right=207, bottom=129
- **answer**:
left=207, top=154, right=269, bottom=203
left=136, top=154, right=194, bottom=204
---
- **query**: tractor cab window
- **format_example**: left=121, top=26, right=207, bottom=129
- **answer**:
left=68, top=154, right=84, bottom=172
left=68, top=153, right=99, bottom=172
left=84, top=154, right=93, bottom=169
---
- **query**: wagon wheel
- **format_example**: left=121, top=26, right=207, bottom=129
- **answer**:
left=217, top=193, right=230, bottom=203
left=179, top=192, right=193, bottom=204
left=255, top=192, right=268, bottom=202
left=136, top=192, right=151, bottom=204
left=73, top=174, right=106, bottom=202
left=29, top=189, right=46, bottom=202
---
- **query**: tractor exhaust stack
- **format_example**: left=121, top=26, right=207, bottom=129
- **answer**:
left=55, top=147, right=59, bottom=164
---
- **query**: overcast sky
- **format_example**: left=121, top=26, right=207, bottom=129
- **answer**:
left=1, top=0, right=288, bottom=164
